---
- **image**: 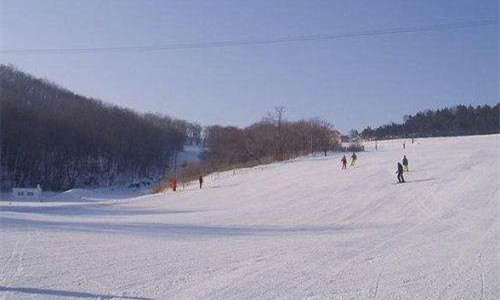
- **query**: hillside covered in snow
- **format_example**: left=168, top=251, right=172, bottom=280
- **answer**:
left=1, top=134, right=499, bottom=299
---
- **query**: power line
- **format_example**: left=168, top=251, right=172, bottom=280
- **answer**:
left=2, top=19, right=498, bottom=55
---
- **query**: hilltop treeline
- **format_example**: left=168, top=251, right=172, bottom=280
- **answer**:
left=0, top=65, right=200, bottom=190
left=204, top=107, right=341, bottom=167
left=361, top=104, right=500, bottom=140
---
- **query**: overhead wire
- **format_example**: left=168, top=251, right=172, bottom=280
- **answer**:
left=1, top=19, right=498, bottom=55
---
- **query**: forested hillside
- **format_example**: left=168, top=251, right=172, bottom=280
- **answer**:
left=0, top=65, right=199, bottom=190
left=361, top=104, right=500, bottom=140
left=203, top=107, right=342, bottom=168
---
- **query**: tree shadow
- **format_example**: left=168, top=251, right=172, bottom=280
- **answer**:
left=0, top=286, right=152, bottom=299
left=409, top=178, right=438, bottom=183
left=209, top=183, right=239, bottom=189
left=0, top=204, right=201, bottom=217
left=0, top=216, right=407, bottom=238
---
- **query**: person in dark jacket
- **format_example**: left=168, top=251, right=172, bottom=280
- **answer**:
left=402, top=155, right=409, bottom=172
left=396, top=163, right=405, bottom=183
left=351, top=152, right=357, bottom=166
left=199, top=175, right=204, bottom=189
left=341, top=155, right=348, bottom=170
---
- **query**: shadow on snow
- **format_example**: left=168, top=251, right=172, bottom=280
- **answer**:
left=0, top=216, right=406, bottom=238
left=0, top=286, right=152, bottom=300
left=0, top=204, right=201, bottom=217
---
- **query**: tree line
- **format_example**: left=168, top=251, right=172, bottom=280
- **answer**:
left=360, top=104, right=500, bottom=140
left=0, top=65, right=201, bottom=191
left=202, top=107, right=341, bottom=168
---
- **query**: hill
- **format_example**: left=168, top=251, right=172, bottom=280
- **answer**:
left=1, top=134, right=498, bottom=299
left=0, top=65, right=197, bottom=190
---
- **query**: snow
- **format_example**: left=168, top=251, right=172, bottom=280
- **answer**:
left=1, top=134, right=499, bottom=299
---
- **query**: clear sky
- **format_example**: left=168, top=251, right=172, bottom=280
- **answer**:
left=1, top=0, right=498, bottom=132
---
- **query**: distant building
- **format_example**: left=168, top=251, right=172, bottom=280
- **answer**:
left=12, top=185, right=42, bottom=202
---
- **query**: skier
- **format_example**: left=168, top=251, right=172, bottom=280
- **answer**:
left=396, top=162, right=405, bottom=183
left=403, top=142, right=406, bottom=149
left=351, top=152, right=357, bottom=166
left=169, top=178, right=178, bottom=192
left=402, top=155, right=409, bottom=172
left=341, top=155, right=348, bottom=170
left=199, top=175, right=204, bottom=189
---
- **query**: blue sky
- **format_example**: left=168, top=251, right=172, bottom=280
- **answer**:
left=1, top=0, right=498, bottom=132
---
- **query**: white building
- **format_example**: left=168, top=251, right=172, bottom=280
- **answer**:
left=12, top=185, right=42, bottom=202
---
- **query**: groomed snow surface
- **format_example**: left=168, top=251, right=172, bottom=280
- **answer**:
left=1, top=135, right=499, bottom=300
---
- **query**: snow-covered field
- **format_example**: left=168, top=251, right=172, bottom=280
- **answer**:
left=1, top=135, right=499, bottom=299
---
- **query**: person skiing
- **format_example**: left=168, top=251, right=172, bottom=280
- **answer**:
left=341, top=155, right=348, bottom=170
left=169, top=178, right=178, bottom=192
left=396, top=162, right=405, bottom=183
left=351, top=152, right=357, bottom=166
left=199, top=175, right=204, bottom=189
left=402, top=155, right=409, bottom=172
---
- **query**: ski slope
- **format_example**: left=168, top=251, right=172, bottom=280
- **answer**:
left=1, top=134, right=499, bottom=299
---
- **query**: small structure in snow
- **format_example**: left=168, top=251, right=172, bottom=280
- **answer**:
left=12, top=185, right=42, bottom=202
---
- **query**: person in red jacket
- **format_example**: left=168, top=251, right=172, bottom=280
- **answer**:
left=341, top=155, right=348, bottom=170
left=169, top=178, right=178, bottom=192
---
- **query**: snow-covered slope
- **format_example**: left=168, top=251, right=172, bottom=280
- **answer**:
left=1, top=135, right=499, bottom=299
